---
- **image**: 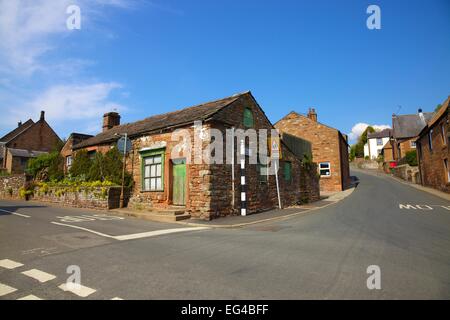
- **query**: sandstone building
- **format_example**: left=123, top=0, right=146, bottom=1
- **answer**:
left=416, top=97, right=449, bottom=193
left=0, top=111, right=61, bottom=174
left=274, top=109, right=350, bottom=192
left=72, top=92, right=320, bottom=220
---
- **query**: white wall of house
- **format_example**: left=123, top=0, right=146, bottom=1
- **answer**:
left=364, top=137, right=390, bottom=159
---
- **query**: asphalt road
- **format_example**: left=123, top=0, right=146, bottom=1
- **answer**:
left=0, top=170, right=449, bottom=299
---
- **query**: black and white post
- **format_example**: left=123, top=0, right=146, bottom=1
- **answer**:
left=240, top=139, right=246, bottom=216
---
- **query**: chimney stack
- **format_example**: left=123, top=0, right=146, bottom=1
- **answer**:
left=18, top=121, right=22, bottom=127
left=307, top=108, right=317, bottom=122
left=418, top=108, right=425, bottom=124
left=103, top=112, right=121, bottom=132
left=40, top=110, right=45, bottom=121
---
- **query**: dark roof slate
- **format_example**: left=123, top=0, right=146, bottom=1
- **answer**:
left=368, top=128, right=391, bottom=139
left=0, top=119, right=34, bottom=142
left=392, top=112, right=434, bottom=139
left=8, top=148, right=48, bottom=158
left=74, top=92, right=246, bottom=149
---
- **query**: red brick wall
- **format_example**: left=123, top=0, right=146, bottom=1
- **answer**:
left=275, top=112, right=348, bottom=192
left=6, top=120, right=61, bottom=152
left=417, top=110, right=450, bottom=193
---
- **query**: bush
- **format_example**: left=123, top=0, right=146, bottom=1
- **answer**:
left=70, top=148, right=132, bottom=187
left=27, top=151, right=64, bottom=181
left=70, top=150, right=92, bottom=178
left=405, top=150, right=418, bottom=166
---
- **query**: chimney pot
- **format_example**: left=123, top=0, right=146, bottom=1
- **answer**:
left=103, top=112, right=121, bottom=132
left=307, top=107, right=318, bottom=122
left=18, top=121, right=22, bottom=127
left=40, top=110, right=45, bottom=121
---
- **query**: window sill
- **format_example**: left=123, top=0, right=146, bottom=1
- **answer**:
left=320, top=175, right=332, bottom=179
left=140, top=189, right=164, bottom=193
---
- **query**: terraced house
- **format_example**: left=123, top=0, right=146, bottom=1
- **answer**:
left=416, top=96, right=450, bottom=193
left=72, top=92, right=320, bottom=220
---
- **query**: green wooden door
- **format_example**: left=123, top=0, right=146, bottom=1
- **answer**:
left=172, top=159, right=186, bottom=206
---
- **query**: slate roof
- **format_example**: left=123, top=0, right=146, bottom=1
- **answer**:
left=74, top=92, right=248, bottom=149
left=428, top=96, right=449, bottom=128
left=8, top=148, right=48, bottom=158
left=368, top=128, right=391, bottom=139
left=0, top=119, right=34, bottom=142
left=392, top=112, right=434, bottom=139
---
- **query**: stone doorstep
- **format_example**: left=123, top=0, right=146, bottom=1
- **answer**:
left=111, top=208, right=191, bottom=222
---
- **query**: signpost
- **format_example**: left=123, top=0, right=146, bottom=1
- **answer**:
left=117, top=134, right=131, bottom=208
left=271, top=135, right=282, bottom=209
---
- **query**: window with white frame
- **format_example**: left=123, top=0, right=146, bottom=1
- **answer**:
left=143, top=155, right=163, bottom=191
left=66, top=156, right=73, bottom=169
left=410, top=140, right=416, bottom=148
left=377, top=138, right=383, bottom=146
left=319, top=162, right=331, bottom=177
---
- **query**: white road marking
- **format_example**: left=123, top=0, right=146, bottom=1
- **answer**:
left=0, top=208, right=30, bottom=218
left=0, top=259, right=24, bottom=269
left=0, top=283, right=17, bottom=296
left=58, top=283, right=96, bottom=298
left=51, top=222, right=116, bottom=239
left=51, top=221, right=209, bottom=241
left=113, top=227, right=210, bottom=241
left=111, top=297, right=123, bottom=300
left=21, top=269, right=56, bottom=283
left=17, top=295, right=42, bottom=300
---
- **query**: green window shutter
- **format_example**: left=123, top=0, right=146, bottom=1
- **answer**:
left=243, top=108, right=254, bottom=128
left=284, top=162, right=292, bottom=181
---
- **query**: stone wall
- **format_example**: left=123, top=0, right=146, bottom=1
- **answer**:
left=0, top=175, right=127, bottom=209
left=30, top=186, right=127, bottom=210
left=392, top=164, right=420, bottom=184
left=0, top=174, right=27, bottom=199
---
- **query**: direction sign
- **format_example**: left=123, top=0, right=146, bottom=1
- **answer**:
left=117, top=136, right=132, bottom=155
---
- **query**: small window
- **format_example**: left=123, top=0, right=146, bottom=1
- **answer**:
left=283, top=162, right=292, bottom=181
left=410, top=141, right=416, bottom=148
left=428, top=129, right=433, bottom=152
left=66, top=156, right=72, bottom=168
left=377, top=138, right=383, bottom=146
left=444, top=159, right=450, bottom=183
left=243, top=108, right=254, bottom=128
left=319, top=162, right=331, bottom=177
left=257, top=163, right=268, bottom=183
left=442, top=124, right=447, bottom=145
left=143, top=155, right=163, bottom=191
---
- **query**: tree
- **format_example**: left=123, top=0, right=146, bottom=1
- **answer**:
left=69, top=149, right=92, bottom=179
left=359, top=126, right=375, bottom=146
left=27, top=151, right=64, bottom=181
left=435, top=104, right=442, bottom=112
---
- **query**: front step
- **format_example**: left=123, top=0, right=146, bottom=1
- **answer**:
left=147, top=207, right=186, bottom=216
left=111, top=208, right=190, bottom=222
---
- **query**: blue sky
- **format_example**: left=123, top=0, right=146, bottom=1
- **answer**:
left=0, top=0, right=449, bottom=143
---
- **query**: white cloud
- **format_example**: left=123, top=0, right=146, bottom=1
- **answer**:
left=3, top=82, right=127, bottom=135
left=348, top=122, right=391, bottom=143
left=0, top=0, right=134, bottom=76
